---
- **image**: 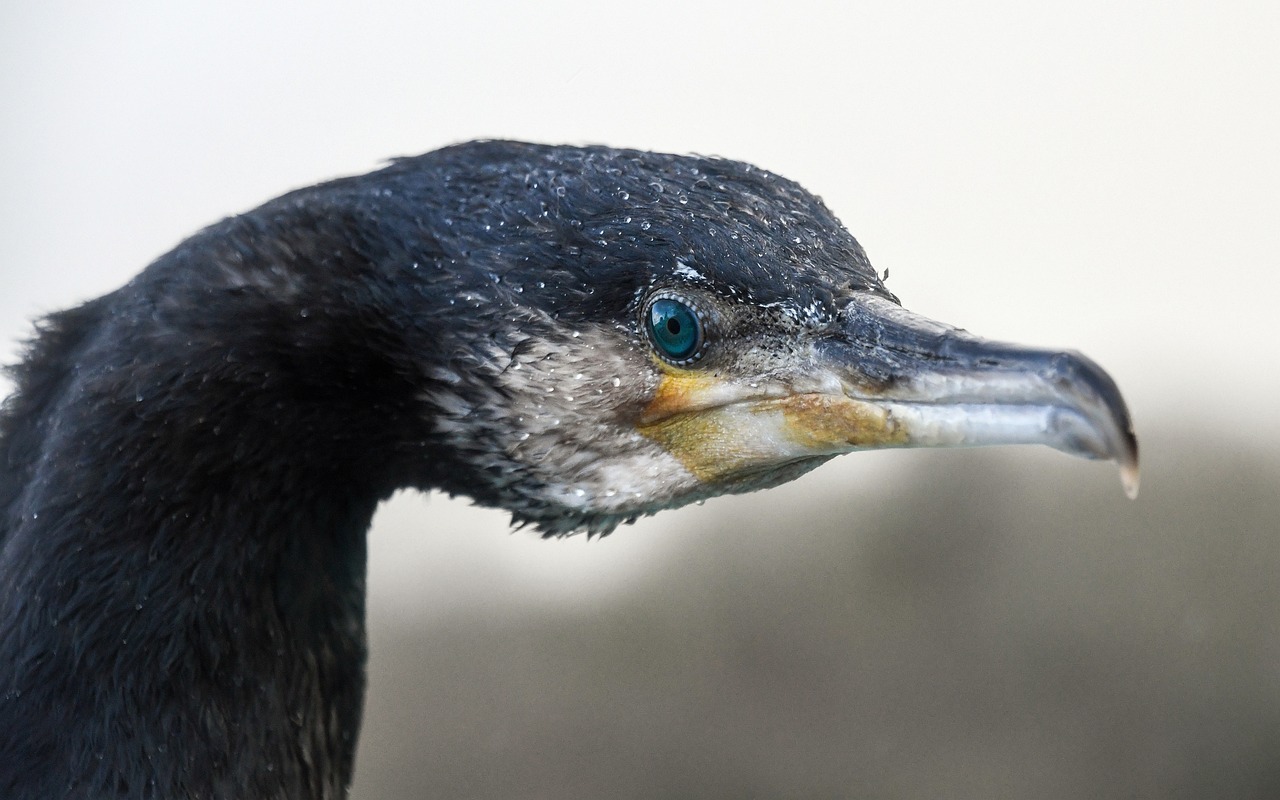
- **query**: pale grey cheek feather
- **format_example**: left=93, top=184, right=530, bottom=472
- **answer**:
left=423, top=325, right=700, bottom=532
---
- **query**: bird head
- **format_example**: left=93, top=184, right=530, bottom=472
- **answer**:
left=267, top=142, right=1138, bottom=535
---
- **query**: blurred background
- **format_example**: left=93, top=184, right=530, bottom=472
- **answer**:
left=2, top=2, right=1277, bottom=797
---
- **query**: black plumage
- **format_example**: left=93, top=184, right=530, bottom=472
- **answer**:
left=0, top=141, right=1136, bottom=798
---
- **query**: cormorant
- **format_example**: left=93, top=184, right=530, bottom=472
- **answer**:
left=0, top=141, right=1137, bottom=798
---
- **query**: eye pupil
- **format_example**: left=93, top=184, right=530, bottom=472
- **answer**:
left=647, top=297, right=703, bottom=362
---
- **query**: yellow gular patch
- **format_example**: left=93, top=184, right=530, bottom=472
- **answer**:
left=637, top=368, right=729, bottom=425
left=774, top=394, right=908, bottom=451
left=638, top=372, right=908, bottom=484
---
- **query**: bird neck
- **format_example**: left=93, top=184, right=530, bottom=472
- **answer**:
left=1, top=426, right=380, bottom=798
left=0, top=290, right=410, bottom=798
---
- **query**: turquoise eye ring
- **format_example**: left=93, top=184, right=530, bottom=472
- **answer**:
left=645, top=292, right=707, bottom=365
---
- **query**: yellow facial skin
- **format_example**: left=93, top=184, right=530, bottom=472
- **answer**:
left=637, top=366, right=907, bottom=484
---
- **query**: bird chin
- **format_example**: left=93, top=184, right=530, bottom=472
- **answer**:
left=509, top=454, right=834, bottom=538
left=693, top=454, right=838, bottom=498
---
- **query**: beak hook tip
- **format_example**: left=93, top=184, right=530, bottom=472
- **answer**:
left=1119, top=459, right=1140, bottom=500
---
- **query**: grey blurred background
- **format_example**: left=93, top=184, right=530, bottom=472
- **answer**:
left=2, top=2, right=1277, bottom=797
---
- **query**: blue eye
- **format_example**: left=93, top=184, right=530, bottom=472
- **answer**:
left=647, top=296, right=703, bottom=363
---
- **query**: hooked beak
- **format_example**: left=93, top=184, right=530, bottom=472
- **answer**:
left=810, top=295, right=1140, bottom=497
left=639, top=294, right=1139, bottom=499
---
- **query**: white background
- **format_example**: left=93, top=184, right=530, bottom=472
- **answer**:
left=2, top=0, right=1276, bottom=608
